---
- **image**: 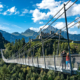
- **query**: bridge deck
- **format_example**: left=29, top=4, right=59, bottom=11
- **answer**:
left=2, top=57, right=78, bottom=74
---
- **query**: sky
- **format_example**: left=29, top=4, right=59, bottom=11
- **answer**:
left=0, top=0, right=80, bottom=34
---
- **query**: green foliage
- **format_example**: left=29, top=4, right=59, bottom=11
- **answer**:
left=67, top=75, right=70, bottom=80
left=47, top=70, right=55, bottom=80
left=35, top=47, right=41, bottom=57
left=54, top=76, right=60, bottom=80
left=70, top=76, right=75, bottom=80
left=36, top=35, right=39, bottom=39
left=0, top=32, right=9, bottom=49
left=61, top=74, right=64, bottom=80
left=0, top=65, right=11, bottom=80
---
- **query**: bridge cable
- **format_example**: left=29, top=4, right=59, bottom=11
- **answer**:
left=40, top=0, right=71, bottom=30
left=41, top=0, right=78, bottom=33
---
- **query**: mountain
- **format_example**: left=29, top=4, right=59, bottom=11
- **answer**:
left=12, top=32, right=28, bottom=39
left=12, top=32, right=20, bottom=36
left=0, top=32, right=9, bottom=48
left=0, top=29, right=38, bottom=43
left=42, top=26, right=58, bottom=33
left=0, top=30, right=30, bottom=42
left=0, top=26, right=80, bottom=43
left=21, top=29, right=39, bottom=37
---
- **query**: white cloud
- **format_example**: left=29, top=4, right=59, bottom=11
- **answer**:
left=15, top=11, right=19, bottom=15
left=30, top=0, right=80, bottom=22
left=29, top=23, right=78, bottom=34
left=69, top=30, right=78, bottom=34
left=39, top=21, right=43, bottom=24
left=30, top=25, right=49, bottom=32
left=3, top=6, right=19, bottom=15
left=0, top=4, right=3, bottom=8
left=30, top=24, right=49, bottom=32
left=0, top=25, right=10, bottom=30
left=30, top=10, right=33, bottom=13
left=39, top=25, right=49, bottom=30
left=65, top=2, right=80, bottom=16
left=12, top=25, right=22, bottom=29
left=30, top=0, right=62, bottom=22
left=7, top=6, right=15, bottom=13
left=76, top=22, right=80, bottom=28
left=30, top=22, right=67, bottom=32
left=54, top=22, right=65, bottom=29
left=30, top=9, right=49, bottom=22
left=0, top=4, right=3, bottom=12
left=30, top=27, right=39, bottom=32
left=75, top=17, right=80, bottom=22
left=36, top=0, right=61, bottom=9
left=3, top=11, right=7, bottom=15
left=53, top=22, right=76, bottom=31
left=29, top=21, right=78, bottom=32
left=68, top=22, right=75, bottom=28
left=20, top=9, right=28, bottom=16
left=23, top=9, right=28, bottom=13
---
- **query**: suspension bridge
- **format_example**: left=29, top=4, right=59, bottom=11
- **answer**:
left=1, top=0, right=80, bottom=75
left=1, top=49, right=80, bottom=75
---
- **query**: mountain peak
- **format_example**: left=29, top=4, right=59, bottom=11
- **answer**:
left=12, top=32, right=20, bottom=34
left=43, top=26, right=58, bottom=33
left=23, top=29, right=35, bottom=34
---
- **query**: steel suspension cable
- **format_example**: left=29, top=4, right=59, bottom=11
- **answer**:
left=43, top=17, right=80, bottom=42
left=41, top=0, right=78, bottom=33
left=41, top=0, right=71, bottom=30
left=63, top=21, right=79, bottom=31
left=60, top=17, right=80, bottom=30
left=44, top=21, right=79, bottom=43
left=40, top=0, right=80, bottom=42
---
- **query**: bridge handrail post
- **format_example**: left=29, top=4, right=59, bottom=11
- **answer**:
left=22, top=54, right=23, bottom=64
left=23, top=52, right=25, bottom=64
left=54, top=55, right=56, bottom=71
left=28, top=56, right=29, bottom=65
left=37, top=56, right=39, bottom=67
left=25, top=52, right=26, bottom=64
left=32, top=47, right=34, bottom=66
left=24, top=52, right=25, bottom=64
left=44, top=56, right=46, bottom=69
left=61, top=56, right=63, bottom=70
left=32, top=55, right=33, bottom=66
left=17, top=53, right=18, bottom=63
left=19, top=53, right=20, bottom=63
left=40, top=29, right=46, bottom=69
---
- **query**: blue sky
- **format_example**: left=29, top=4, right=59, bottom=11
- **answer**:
left=0, top=0, right=80, bottom=34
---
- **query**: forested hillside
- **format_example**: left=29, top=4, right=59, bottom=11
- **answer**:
left=1, top=38, right=80, bottom=80
left=3, top=37, right=80, bottom=59
left=0, top=32, right=9, bottom=49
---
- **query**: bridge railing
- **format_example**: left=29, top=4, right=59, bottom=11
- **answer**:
left=1, top=49, right=80, bottom=71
